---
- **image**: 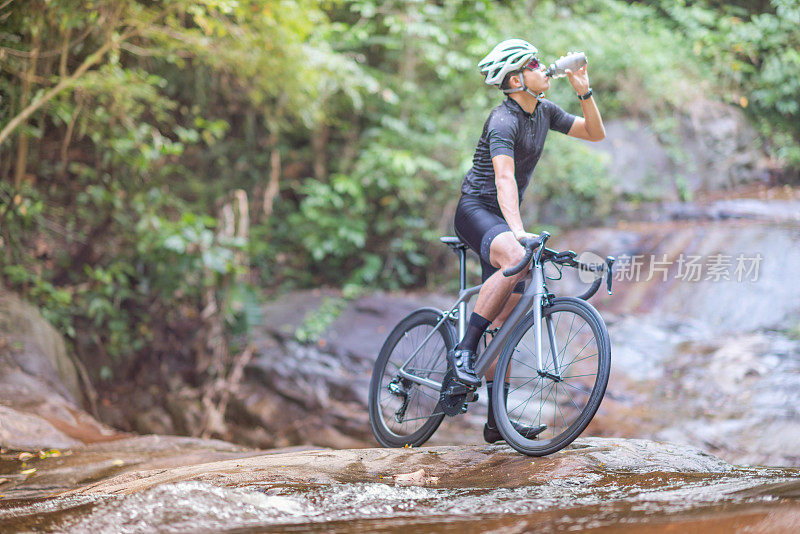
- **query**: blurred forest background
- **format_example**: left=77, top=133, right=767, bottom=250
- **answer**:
left=1, top=0, right=799, bottom=439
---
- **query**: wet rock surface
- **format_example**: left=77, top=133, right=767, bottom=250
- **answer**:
left=587, top=98, right=770, bottom=201
left=2, top=188, right=799, bottom=530
left=0, top=293, right=124, bottom=450
left=0, top=437, right=797, bottom=533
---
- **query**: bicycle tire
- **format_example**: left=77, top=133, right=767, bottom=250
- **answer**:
left=493, top=297, right=610, bottom=456
left=368, top=308, right=456, bottom=448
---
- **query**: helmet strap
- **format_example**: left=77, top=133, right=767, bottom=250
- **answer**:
left=501, top=73, right=543, bottom=100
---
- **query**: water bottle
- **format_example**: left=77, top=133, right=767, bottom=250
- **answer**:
left=545, top=52, right=587, bottom=78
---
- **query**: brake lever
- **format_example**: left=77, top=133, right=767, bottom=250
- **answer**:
left=605, top=256, right=615, bottom=295
left=554, top=250, right=577, bottom=263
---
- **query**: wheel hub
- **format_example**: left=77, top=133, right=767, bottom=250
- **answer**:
left=538, top=370, right=563, bottom=382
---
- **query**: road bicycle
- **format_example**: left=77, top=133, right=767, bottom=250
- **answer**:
left=368, top=232, right=615, bottom=456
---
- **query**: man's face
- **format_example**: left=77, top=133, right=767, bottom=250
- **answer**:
left=521, top=62, right=550, bottom=93
left=509, top=58, right=549, bottom=94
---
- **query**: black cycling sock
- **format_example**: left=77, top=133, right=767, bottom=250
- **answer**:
left=457, top=312, right=491, bottom=353
left=486, top=381, right=510, bottom=428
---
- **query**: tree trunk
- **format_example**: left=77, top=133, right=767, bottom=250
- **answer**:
left=13, top=30, right=40, bottom=188
left=312, top=123, right=330, bottom=180
left=59, top=96, right=83, bottom=177
left=263, top=133, right=281, bottom=218
left=339, top=124, right=361, bottom=175
left=398, top=8, right=418, bottom=124
left=59, top=27, right=72, bottom=78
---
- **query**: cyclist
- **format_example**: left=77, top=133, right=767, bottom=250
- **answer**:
left=448, top=39, right=606, bottom=443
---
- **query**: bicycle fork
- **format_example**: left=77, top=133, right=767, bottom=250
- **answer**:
left=529, top=266, right=562, bottom=381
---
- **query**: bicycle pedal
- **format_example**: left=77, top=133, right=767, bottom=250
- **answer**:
left=448, top=383, right=469, bottom=396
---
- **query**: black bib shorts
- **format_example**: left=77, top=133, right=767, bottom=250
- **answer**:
left=454, top=194, right=524, bottom=292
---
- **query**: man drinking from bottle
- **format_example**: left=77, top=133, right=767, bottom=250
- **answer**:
left=448, top=38, right=606, bottom=443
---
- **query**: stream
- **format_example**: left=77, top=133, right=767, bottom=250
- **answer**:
left=1, top=440, right=799, bottom=533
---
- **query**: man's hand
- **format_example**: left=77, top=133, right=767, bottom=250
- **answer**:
left=512, top=229, right=539, bottom=242
left=565, top=53, right=590, bottom=95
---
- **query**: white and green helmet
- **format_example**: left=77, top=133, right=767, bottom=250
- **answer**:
left=478, top=39, right=541, bottom=97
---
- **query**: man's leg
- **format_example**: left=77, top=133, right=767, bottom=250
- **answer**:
left=471, top=232, right=527, bottom=323
left=482, top=291, right=546, bottom=443
left=482, top=293, right=520, bottom=380
left=448, top=232, right=527, bottom=386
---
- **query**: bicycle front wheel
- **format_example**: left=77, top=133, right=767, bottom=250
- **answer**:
left=368, top=308, right=456, bottom=448
left=493, top=296, right=611, bottom=456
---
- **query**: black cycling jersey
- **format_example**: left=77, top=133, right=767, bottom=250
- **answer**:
left=460, top=97, right=576, bottom=209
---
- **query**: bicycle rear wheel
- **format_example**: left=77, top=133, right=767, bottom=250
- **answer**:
left=368, top=308, right=456, bottom=448
left=493, top=297, right=610, bottom=456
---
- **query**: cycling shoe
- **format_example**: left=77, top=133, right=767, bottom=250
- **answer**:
left=446, top=348, right=481, bottom=388
left=483, top=421, right=547, bottom=444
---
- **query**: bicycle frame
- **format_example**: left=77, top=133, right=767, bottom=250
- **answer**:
left=396, top=255, right=559, bottom=392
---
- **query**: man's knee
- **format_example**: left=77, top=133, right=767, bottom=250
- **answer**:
left=504, top=246, right=526, bottom=268
left=497, top=245, right=527, bottom=278
left=490, top=232, right=525, bottom=269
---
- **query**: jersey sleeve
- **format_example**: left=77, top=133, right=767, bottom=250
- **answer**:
left=547, top=100, right=577, bottom=134
left=487, top=110, right=517, bottom=158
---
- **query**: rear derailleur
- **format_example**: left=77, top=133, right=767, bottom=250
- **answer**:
left=387, top=377, right=412, bottom=423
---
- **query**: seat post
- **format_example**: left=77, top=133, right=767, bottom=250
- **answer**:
left=439, top=236, right=470, bottom=341
left=459, top=248, right=467, bottom=291
left=458, top=248, right=467, bottom=341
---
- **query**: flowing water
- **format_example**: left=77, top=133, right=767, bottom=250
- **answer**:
left=2, top=468, right=798, bottom=533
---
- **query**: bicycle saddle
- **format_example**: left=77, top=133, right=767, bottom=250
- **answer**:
left=440, top=236, right=468, bottom=250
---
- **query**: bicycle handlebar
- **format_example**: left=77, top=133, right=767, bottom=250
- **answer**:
left=502, top=232, right=549, bottom=277
left=501, top=233, right=615, bottom=301
left=566, top=255, right=616, bottom=300
left=575, top=277, right=604, bottom=301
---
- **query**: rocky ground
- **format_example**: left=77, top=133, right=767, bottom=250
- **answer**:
left=0, top=436, right=798, bottom=532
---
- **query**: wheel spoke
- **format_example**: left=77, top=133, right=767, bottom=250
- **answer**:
left=561, top=372, right=597, bottom=379
left=554, top=385, right=571, bottom=430
left=488, top=302, right=609, bottom=454
left=561, top=352, right=598, bottom=368
left=508, top=377, right=547, bottom=413
left=559, top=382, right=582, bottom=412
left=510, top=354, right=539, bottom=373
left=557, top=319, right=586, bottom=366
left=562, top=381, right=593, bottom=395
left=560, top=337, right=595, bottom=372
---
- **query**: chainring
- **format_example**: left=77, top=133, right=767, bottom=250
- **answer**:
left=438, top=369, right=469, bottom=417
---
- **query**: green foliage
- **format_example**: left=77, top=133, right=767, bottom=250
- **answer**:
left=2, top=0, right=794, bottom=384
left=294, top=296, right=347, bottom=344
left=657, top=0, right=800, bottom=169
